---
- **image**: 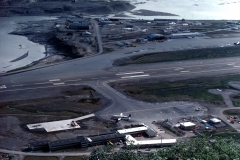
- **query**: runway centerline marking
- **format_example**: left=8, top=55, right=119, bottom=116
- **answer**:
left=49, top=79, right=61, bottom=82
left=35, top=82, right=52, bottom=85
left=116, top=71, right=144, bottom=75
left=180, top=71, right=190, bottom=73
left=233, top=66, right=240, bottom=68
left=121, top=74, right=150, bottom=79
left=53, top=82, right=65, bottom=85
left=175, top=68, right=184, bottom=71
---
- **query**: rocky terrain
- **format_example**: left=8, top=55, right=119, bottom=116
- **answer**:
left=0, top=0, right=135, bottom=17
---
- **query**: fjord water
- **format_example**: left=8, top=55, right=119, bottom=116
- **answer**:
left=1, top=1, right=240, bottom=72
left=121, top=0, right=240, bottom=20
left=0, top=16, right=56, bottom=73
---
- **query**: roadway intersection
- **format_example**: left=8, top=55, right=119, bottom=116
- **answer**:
left=1, top=37, right=240, bottom=131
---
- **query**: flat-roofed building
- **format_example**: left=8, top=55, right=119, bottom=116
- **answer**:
left=48, top=138, right=81, bottom=151
left=87, top=133, right=125, bottom=146
left=117, top=126, right=148, bottom=135
left=170, top=32, right=203, bottom=39
left=180, top=122, right=196, bottom=130
left=125, top=135, right=176, bottom=147
left=209, top=118, right=221, bottom=124
left=28, top=141, right=49, bottom=151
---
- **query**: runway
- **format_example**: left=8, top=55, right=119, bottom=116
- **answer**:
left=0, top=37, right=240, bottom=126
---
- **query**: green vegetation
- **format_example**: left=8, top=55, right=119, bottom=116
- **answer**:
left=89, top=136, right=240, bottom=160
left=223, top=109, right=240, bottom=116
left=114, top=75, right=240, bottom=104
left=212, top=133, right=240, bottom=140
left=232, top=100, right=240, bottom=107
left=230, top=95, right=240, bottom=107
left=114, top=46, right=240, bottom=66
left=205, top=30, right=238, bottom=35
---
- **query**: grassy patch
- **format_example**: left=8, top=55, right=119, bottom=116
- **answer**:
left=114, top=46, right=240, bottom=66
left=212, top=133, right=240, bottom=141
left=24, top=156, right=58, bottom=160
left=113, top=75, right=240, bottom=104
left=232, top=100, right=240, bottom=107
left=223, top=109, right=240, bottom=116
left=230, top=95, right=240, bottom=107
left=205, top=30, right=238, bottom=35
left=103, top=47, right=114, bottom=53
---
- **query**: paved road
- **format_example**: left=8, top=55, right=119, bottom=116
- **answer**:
left=1, top=36, right=240, bottom=154
left=0, top=149, right=91, bottom=156
left=92, top=19, right=103, bottom=54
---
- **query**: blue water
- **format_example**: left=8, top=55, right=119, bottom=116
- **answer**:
left=112, top=0, right=240, bottom=20
left=0, top=16, right=57, bottom=73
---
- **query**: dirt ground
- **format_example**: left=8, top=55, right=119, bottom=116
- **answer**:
left=0, top=86, right=113, bottom=150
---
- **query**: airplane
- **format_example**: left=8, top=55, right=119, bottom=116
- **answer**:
left=112, top=113, right=131, bottom=121
left=141, top=29, right=148, bottom=32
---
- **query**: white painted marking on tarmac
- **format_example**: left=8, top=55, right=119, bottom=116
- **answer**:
left=0, top=85, right=7, bottom=89
left=121, top=74, right=150, bottom=79
left=49, top=79, right=60, bottom=82
left=227, top=63, right=235, bottom=65
left=116, top=72, right=144, bottom=75
left=64, top=79, right=81, bottom=83
left=175, top=68, right=183, bottom=71
left=53, top=82, right=65, bottom=85
left=35, top=82, right=52, bottom=85
left=12, top=84, right=23, bottom=87
left=233, top=66, right=240, bottom=68
left=180, top=71, right=190, bottom=73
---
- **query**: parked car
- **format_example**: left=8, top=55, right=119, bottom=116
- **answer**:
left=234, top=42, right=240, bottom=45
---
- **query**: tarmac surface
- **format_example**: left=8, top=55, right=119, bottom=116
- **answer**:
left=1, top=33, right=240, bottom=155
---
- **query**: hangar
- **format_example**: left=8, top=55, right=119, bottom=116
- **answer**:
left=146, top=34, right=165, bottom=41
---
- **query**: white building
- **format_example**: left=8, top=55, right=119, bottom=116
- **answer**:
left=125, top=135, right=177, bottom=147
left=117, top=126, right=148, bottom=134
left=180, top=122, right=196, bottom=130
left=209, top=118, right=221, bottom=124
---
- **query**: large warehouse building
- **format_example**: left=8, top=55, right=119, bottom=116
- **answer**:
left=28, top=124, right=161, bottom=152
left=146, top=34, right=165, bottom=41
